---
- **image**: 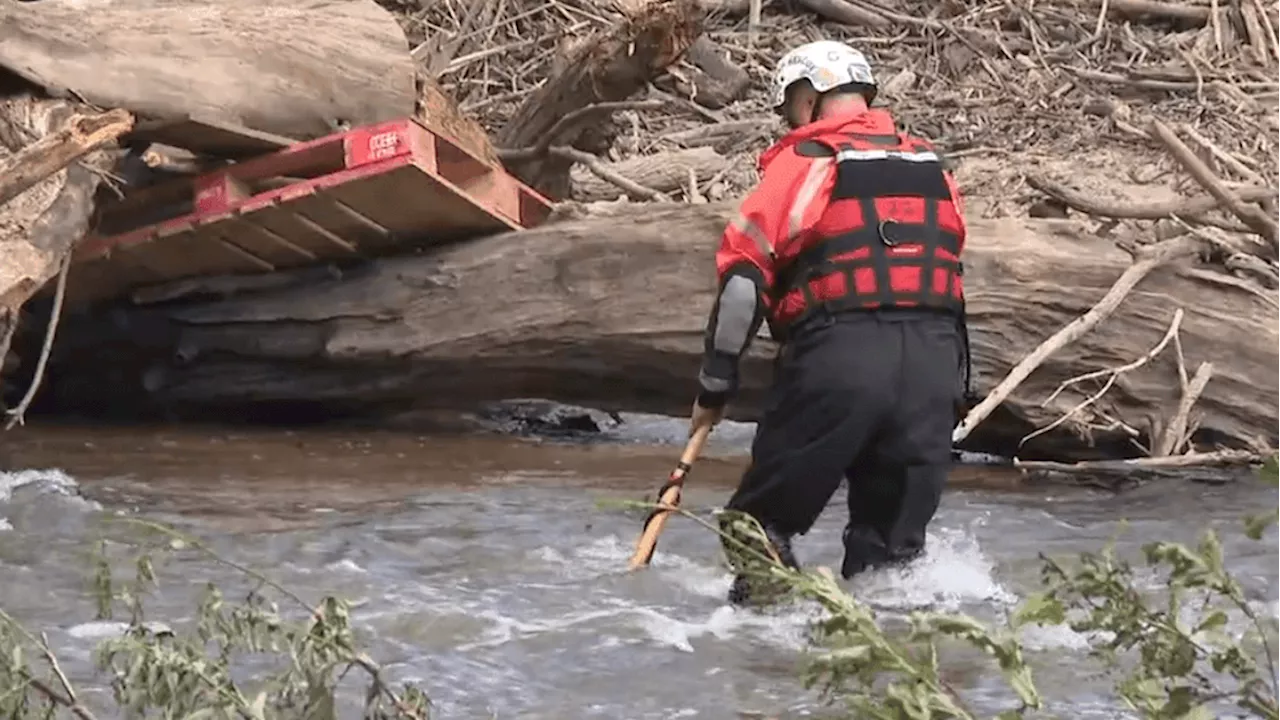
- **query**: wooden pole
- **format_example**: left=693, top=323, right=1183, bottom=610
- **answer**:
left=626, top=423, right=714, bottom=571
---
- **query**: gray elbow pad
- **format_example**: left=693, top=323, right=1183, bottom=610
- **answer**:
left=712, top=275, right=759, bottom=356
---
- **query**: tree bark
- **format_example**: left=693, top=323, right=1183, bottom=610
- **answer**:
left=0, top=96, right=119, bottom=399
left=24, top=202, right=1279, bottom=461
left=653, top=37, right=751, bottom=109
left=495, top=0, right=705, bottom=199
left=0, top=0, right=416, bottom=142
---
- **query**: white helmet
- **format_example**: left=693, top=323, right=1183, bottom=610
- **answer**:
left=771, top=40, right=877, bottom=109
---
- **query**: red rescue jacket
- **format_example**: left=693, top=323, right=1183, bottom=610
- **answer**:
left=713, top=109, right=968, bottom=342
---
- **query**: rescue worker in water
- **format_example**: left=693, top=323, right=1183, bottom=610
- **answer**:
left=688, top=40, right=973, bottom=605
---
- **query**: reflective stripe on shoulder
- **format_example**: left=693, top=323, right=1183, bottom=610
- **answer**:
left=730, top=214, right=774, bottom=259
left=835, top=148, right=940, bottom=163
left=787, top=157, right=834, bottom=243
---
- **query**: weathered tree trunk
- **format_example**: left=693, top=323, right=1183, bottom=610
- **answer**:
left=24, top=203, right=1279, bottom=460
left=495, top=0, right=704, bottom=199
left=0, top=0, right=416, bottom=141
left=0, top=96, right=125, bottom=397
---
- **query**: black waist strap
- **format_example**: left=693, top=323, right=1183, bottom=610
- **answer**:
left=775, top=224, right=963, bottom=299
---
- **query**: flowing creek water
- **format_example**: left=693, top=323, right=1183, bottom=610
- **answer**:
left=1, top=417, right=1277, bottom=719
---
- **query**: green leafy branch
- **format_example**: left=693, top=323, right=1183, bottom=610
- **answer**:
left=608, top=459, right=1278, bottom=720
left=2, top=517, right=433, bottom=720
left=965, top=460, right=1278, bottom=720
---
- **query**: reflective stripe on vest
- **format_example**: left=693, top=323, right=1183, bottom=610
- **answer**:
left=769, top=131, right=965, bottom=340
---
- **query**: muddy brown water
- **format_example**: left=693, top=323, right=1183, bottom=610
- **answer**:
left=1, top=417, right=1277, bottom=719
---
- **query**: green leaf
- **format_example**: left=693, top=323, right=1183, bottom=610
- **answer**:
left=1006, top=665, right=1042, bottom=710
left=1173, top=702, right=1217, bottom=720
left=825, top=645, right=871, bottom=661
left=1243, top=511, right=1278, bottom=541
left=1012, top=592, right=1065, bottom=628
left=1259, top=453, right=1278, bottom=485
left=1161, top=685, right=1198, bottom=717
left=1195, top=610, right=1229, bottom=634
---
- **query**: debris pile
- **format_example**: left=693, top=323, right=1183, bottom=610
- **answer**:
left=405, top=0, right=1277, bottom=223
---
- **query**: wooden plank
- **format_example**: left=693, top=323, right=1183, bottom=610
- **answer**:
left=236, top=202, right=361, bottom=260
left=219, top=216, right=320, bottom=267
left=127, top=224, right=271, bottom=280
left=319, top=166, right=509, bottom=249
left=278, top=192, right=394, bottom=253
left=127, top=115, right=297, bottom=160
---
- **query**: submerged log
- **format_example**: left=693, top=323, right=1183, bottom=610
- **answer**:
left=0, top=0, right=416, bottom=141
left=25, top=203, right=1279, bottom=460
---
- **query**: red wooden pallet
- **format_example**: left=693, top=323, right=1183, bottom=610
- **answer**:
left=67, top=117, right=554, bottom=307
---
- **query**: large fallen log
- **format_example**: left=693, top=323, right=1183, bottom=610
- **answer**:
left=0, top=0, right=416, bottom=141
left=22, top=203, right=1279, bottom=461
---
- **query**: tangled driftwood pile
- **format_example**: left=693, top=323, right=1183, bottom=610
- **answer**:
left=0, top=0, right=1276, bottom=470
left=396, top=0, right=1280, bottom=470
left=403, top=0, right=1279, bottom=210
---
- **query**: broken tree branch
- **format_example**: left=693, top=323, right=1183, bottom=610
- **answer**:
left=1178, top=122, right=1268, bottom=186
left=1019, top=307, right=1185, bottom=449
left=550, top=146, right=671, bottom=201
left=0, top=316, right=16, bottom=387
left=795, top=0, right=890, bottom=26
left=1098, top=0, right=1211, bottom=24
left=571, top=147, right=727, bottom=201
left=0, top=107, right=133, bottom=207
left=1024, top=173, right=1273, bottom=233
left=953, top=235, right=1203, bottom=445
left=1149, top=118, right=1279, bottom=249
left=5, top=248, right=70, bottom=430
left=1171, top=217, right=1279, bottom=288
left=1014, top=448, right=1267, bottom=474
left=1154, top=360, right=1214, bottom=456
left=1177, top=267, right=1279, bottom=309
